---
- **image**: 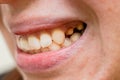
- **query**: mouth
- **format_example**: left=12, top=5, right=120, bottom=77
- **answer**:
left=16, top=21, right=86, bottom=54
left=13, top=19, right=87, bottom=73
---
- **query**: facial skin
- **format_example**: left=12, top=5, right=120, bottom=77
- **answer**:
left=1, top=0, right=120, bottom=80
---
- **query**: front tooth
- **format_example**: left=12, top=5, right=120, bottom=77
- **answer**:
left=40, top=32, right=52, bottom=48
left=52, top=28, right=65, bottom=44
left=62, top=38, right=72, bottom=47
left=18, top=36, right=30, bottom=51
left=28, top=35, right=41, bottom=50
left=70, top=33, right=81, bottom=42
left=49, top=42, right=61, bottom=51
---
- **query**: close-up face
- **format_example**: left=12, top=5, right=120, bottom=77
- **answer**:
left=0, top=0, right=120, bottom=80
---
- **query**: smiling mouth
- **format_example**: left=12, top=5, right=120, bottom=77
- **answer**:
left=16, top=21, right=86, bottom=54
left=11, top=18, right=88, bottom=72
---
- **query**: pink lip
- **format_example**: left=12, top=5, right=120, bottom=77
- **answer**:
left=16, top=42, right=76, bottom=73
left=10, top=17, right=78, bottom=35
left=11, top=18, right=87, bottom=73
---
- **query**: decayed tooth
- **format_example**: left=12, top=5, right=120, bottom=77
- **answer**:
left=65, top=28, right=74, bottom=36
left=49, top=42, right=61, bottom=51
left=41, top=48, right=49, bottom=52
left=70, top=33, right=81, bottom=42
left=30, top=49, right=41, bottom=54
left=52, top=28, right=65, bottom=44
left=40, top=32, right=52, bottom=48
left=18, top=36, right=30, bottom=51
left=76, top=23, right=84, bottom=30
left=28, top=35, right=41, bottom=50
left=62, top=38, right=72, bottom=47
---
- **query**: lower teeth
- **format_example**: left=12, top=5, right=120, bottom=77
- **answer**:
left=16, top=21, right=86, bottom=54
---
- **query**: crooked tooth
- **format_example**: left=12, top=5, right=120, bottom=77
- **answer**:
left=49, top=42, right=61, bottom=51
left=70, top=33, right=81, bottom=42
left=76, top=23, right=84, bottom=30
left=28, top=35, right=41, bottom=50
left=65, top=28, right=74, bottom=36
left=40, top=32, right=52, bottom=48
left=62, top=38, right=72, bottom=47
left=52, top=28, right=65, bottom=44
left=18, top=36, right=30, bottom=51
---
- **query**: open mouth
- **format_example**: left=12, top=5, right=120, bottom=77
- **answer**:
left=16, top=21, right=87, bottom=54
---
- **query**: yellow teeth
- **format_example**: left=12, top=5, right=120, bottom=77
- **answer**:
left=62, top=38, right=72, bottom=47
left=70, top=33, right=81, bottom=42
left=52, top=28, right=65, bottom=44
left=18, top=36, right=30, bottom=51
left=41, top=47, right=49, bottom=52
left=76, top=22, right=84, bottom=30
left=16, top=22, right=85, bottom=54
left=28, top=35, right=41, bottom=50
left=49, top=42, right=61, bottom=51
left=65, top=28, right=74, bottom=36
left=40, top=32, right=52, bottom=48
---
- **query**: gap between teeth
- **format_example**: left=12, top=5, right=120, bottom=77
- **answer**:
left=17, top=22, right=85, bottom=54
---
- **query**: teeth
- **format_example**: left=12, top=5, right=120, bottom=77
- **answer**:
left=41, top=48, right=49, bottom=52
left=40, top=32, right=52, bottom=48
left=70, top=33, right=81, bottom=42
left=28, top=35, right=41, bottom=50
left=52, top=28, right=65, bottom=44
left=16, top=22, right=85, bottom=54
left=49, top=42, right=61, bottom=51
left=62, top=38, right=72, bottom=47
left=65, top=28, right=74, bottom=36
left=18, top=36, right=30, bottom=51
left=76, top=23, right=84, bottom=30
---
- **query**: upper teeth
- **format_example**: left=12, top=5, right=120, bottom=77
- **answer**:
left=40, top=32, right=52, bottom=48
left=17, top=36, right=30, bottom=51
left=52, top=28, right=65, bottom=44
left=65, top=28, right=74, bottom=36
left=16, top=22, right=85, bottom=54
left=28, top=35, right=41, bottom=50
left=76, top=22, right=84, bottom=30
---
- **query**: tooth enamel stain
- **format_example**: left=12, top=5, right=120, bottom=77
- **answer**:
left=40, top=32, right=52, bottom=48
left=16, top=21, right=86, bottom=54
left=65, top=28, right=74, bottom=36
left=49, top=42, right=61, bottom=51
left=52, top=28, right=65, bottom=44
left=76, top=22, right=84, bottom=30
left=70, top=33, right=81, bottom=42
left=18, top=36, right=30, bottom=51
left=41, top=47, right=49, bottom=52
left=28, top=35, right=41, bottom=50
left=62, top=38, right=72, bottom=47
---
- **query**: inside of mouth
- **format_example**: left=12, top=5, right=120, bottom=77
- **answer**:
left=16, top=21, right=87, bottom=54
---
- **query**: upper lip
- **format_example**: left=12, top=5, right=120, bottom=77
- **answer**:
left=9, top=17, right=80, bottom=35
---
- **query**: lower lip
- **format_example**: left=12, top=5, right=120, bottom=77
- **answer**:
left=15, top=29, right=87, bottom=73
left=16, top=45, right=75, bottom=73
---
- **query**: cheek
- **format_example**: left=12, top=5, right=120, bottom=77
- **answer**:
left=85, top=0, right=120, bottom=78
left=0, top=8, right=15, bottom=56
left=0, top=21, right=15, bottom=56
left=83, top=0, right=120, bottom=56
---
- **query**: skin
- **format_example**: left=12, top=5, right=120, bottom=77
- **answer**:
left=0, top=0, right=120, bottom=80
